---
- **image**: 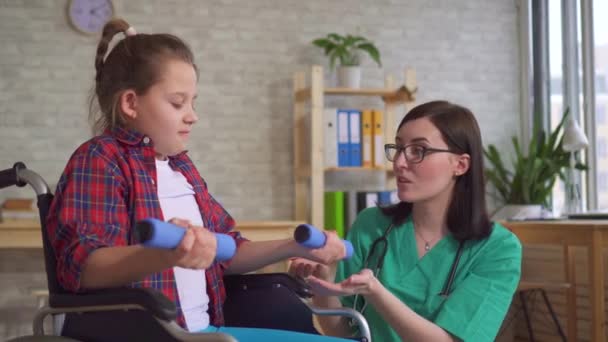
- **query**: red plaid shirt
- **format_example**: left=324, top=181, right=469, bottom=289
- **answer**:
left=46, top=126, right=247, bottom=328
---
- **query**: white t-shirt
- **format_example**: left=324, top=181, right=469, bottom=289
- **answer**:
left=155, top=158, right=210, bottom=332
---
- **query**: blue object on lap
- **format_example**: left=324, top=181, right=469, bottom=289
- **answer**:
left=135, top=218, right=236, bottom=261
left=293, top=223, right=354, bottom=259
left=200, top=325, right=353, bottom=341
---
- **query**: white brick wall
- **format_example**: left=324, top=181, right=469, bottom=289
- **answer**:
left=0, top=0, right=520, bottom=220
left=0, top=0, right=519, bottom=337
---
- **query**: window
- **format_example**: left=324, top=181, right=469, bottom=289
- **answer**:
left=594, top=0, right=608, bottom=208
left=550, top=77, right=562, bottom=95
left=598, top=138, right=608, bottom=158
left=597, top=74, right=607, bottom=93
left=599, top=172, right=608, bottom=191
left=598, top=103, right=606, bottom=124
left=538, top=0, right=608, bottom=211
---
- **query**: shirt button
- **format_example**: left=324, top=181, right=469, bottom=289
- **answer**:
left=143, top=137, right=150, bottom=144
left=151, top=179, right=155, bottom=185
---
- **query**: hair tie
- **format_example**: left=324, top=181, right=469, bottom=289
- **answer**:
left=125, top=26, right=137, bottom=37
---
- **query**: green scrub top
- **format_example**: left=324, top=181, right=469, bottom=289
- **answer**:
left=336, top=207, right=522, bottom=342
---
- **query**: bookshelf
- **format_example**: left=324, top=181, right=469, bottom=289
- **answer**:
left=293, top=65, right=417, bottom=228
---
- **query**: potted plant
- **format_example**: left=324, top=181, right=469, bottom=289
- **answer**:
left=484, top=109, right=587, bottom=220
left=312, top=33, right=382, bottom=88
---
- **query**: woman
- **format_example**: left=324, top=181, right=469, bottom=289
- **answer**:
left=290, top=101, right=522, bottom=342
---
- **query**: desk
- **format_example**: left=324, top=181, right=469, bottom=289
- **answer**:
left=502, top=220, right=608, bottom=342
left=0, top=219, right=41, bottom=248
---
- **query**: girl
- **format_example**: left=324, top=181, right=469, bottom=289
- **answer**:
left=291, top=101, right=522, bottom=342
left=47, top=18, right=348, bottom=341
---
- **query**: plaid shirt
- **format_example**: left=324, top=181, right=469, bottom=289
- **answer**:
left=46, top=126, right=247, bottom=328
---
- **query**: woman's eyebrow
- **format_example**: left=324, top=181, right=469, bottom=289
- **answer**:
left=410, top=137, right=430, bottom=143
left=396, top=137, right=430, bottom=144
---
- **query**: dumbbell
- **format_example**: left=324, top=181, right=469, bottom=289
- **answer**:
left=294, top=223, right=353, bottom=259
left=135, top=218, right=236, bottom=261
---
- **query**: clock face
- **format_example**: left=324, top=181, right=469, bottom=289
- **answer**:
left=68, top=0, right=114, bottom=35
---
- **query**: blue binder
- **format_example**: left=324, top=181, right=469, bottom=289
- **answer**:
left=348, top=109, right=362, bottom=167
left=337, top=109, right=350, bottom=167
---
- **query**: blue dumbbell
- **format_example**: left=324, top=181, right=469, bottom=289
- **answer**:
left=135, top=218, right=236, bottom=261
left=294, top=223, right=354, bottom=259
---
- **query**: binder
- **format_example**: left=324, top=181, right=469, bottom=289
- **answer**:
left=356, top=192, right=366, bottom=213
left=324, top=107, right=338, bottom=168
left=366, top=192, right=379, bottom=208
left=372, top=109, right=384, bottom=168
left=344, top=191, right=358, bottom=234
left=348, top=109, right=362, bottom=167
left=324, top=191, right=345, bottom=238
left=357, top=191, right=379, bottom=212
left=337, top=109, right=350, bottom=167
left=378, top=191, right=392, bottom=206
left=361, top=109, right=373, bottom=168
left=390, top=190, right=400, bottom=204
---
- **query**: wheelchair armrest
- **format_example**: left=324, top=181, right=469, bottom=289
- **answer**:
left=309, top=306, right=371, bottom=342
left=49, top=287, right=177, bottom=321
left=224, top=272, right=313, bottom=298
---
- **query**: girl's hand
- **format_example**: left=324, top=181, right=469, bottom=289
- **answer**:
left=299, top=230, right=346, bottom=265
left=288, top=257, right=333, bottom=282
left=166, top=218, right=217, bottom=269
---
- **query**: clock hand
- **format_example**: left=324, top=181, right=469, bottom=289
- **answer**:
left=90, top=3, right=109, bottom=15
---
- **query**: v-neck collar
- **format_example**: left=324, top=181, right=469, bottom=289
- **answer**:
left=405, top=216, right=458, bottom=261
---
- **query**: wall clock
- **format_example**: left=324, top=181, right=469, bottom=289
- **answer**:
left=67, top=0, right=114, bottom=35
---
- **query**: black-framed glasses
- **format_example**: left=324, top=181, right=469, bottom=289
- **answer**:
left=384, top=143, right=454, bottom=163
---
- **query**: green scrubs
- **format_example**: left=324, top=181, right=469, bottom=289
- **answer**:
left=336, top=207, right=522, bottom=342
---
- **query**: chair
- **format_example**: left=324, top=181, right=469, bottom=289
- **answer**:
left=1, top=162, right=370, bottom=342
left=498, top=240, right=574, bottom=342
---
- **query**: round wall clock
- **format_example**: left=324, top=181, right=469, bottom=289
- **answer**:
left=67, top=0, right=115, bottom=35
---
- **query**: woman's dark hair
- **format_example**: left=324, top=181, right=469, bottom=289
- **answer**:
left=89, top=18, right=198, bottom=134
left=380, top=100, right=492, bottom=241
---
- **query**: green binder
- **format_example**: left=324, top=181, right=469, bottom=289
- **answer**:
left=324, top=191, right=345, bottom=238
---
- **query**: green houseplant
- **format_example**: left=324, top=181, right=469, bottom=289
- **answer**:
left=484, top=109, right=587, bottom=212
left=312, top=33, right=382, bottom=88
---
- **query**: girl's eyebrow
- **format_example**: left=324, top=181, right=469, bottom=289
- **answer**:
left=168, top=92, right=197, bottom=100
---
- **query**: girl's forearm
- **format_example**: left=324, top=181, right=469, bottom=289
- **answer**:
left=81, top=245, right=174, bottom=289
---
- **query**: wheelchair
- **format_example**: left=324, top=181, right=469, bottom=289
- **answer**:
left=1, top=162, right=371, bottom=342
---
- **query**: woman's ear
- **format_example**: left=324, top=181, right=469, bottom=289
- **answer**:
left=454, top=153, right=471, bottom=176
left=120, top=90, right=138, bottom=120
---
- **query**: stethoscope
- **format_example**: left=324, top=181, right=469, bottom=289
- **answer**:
left=352, top=222, right=465, bottom=315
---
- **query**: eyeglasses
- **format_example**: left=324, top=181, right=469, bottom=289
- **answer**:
left=384, top=143, right=454, bottom=163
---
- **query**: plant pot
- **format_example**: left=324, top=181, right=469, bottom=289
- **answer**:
left=491, top=204, right=545, bottom=221
left=337, top=66, right=361, bottom=88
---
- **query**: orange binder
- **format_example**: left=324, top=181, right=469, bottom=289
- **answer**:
left=372, top=109, right=384, bottom=168
left=361, top=109, right=373, bottom=168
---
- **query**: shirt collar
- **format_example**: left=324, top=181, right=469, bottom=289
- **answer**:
left=106, top=125, right=146, bottom=146
left=105, top=126, right=189, bottom=160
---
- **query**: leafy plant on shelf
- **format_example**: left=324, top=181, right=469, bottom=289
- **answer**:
left=312, top=33, right=382, bottom=70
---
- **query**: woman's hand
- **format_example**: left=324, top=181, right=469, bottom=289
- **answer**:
left=306, top=269, right=380, bottom=297
left=165, top=218, right=217, bottom=269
